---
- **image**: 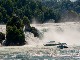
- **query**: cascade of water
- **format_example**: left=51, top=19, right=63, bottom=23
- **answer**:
left=0, top=22, right=80, bottom=46
left=25, top=22, right=80, bottom=46
left=0, top=22, right=80, bottom=59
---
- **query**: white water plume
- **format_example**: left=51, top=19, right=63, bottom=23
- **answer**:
left=31, top=18, right=39, bottom=24
left=25, top=22, right=80, bottom=46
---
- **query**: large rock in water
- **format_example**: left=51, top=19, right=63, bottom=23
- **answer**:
left=30, top=27, right=39, bottom=37
left=0, top=32, right=5, bottom=43
left=25, top=25, right=39, bottom=37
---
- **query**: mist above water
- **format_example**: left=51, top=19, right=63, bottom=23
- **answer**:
left=25, top=22, right=80, bottom=46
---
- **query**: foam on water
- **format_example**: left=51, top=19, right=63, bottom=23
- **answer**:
left=0, top=22, right=80, bottom=46
left=0, top=46, right=80, bottom=60
left=0, top=22, right=80, bottom=59
left=29, top=22, right=80, bottom=46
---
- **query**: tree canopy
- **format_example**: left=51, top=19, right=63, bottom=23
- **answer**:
left=5, top=15, right=25, bottom=46
left=0, top=0, right=80, bottom=23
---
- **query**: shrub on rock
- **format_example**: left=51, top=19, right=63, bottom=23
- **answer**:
left=23, top=16, right=39, bottom=37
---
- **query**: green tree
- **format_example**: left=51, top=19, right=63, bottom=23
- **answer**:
left=23, top=16, right=30, bottom=25
left=23, top=16, right=31, bottom=31
left=0, top=0, right=80, bottom=23
left=5, top=15, right=25, bottom=46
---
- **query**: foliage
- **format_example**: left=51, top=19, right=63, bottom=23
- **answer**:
left=23, top=16, right=30, bottom=26
left=0, top=0, right=75, bottom=23
left=5, top=15, right=25, bottom=46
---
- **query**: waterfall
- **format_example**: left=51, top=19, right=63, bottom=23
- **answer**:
left=25, top=22, right=80, bottom=46
left=0, top=22, right=80, bottom=46
left=0, top=22, right=80, bottom=60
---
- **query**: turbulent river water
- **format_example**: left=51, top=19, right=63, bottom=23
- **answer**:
left=0, top=22, right=80, bottom=60
left=27, top=22, right=80, bottom=46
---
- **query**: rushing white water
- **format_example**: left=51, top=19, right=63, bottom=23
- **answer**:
left=0, top=22, right=80, bottom=46
left=25, top=22, right=80, bottom=46
left=0, top=25, right=6, bottom=34
left=0, top=22, right=80, bottom=60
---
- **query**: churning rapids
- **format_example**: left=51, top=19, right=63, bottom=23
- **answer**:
left=0, top=22, right=80, bottom=60
left=26, top=22, right=80, bottom=46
